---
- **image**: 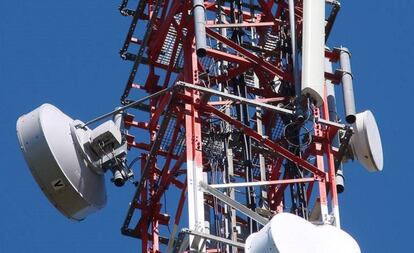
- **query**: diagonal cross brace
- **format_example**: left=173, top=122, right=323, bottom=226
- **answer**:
left=203, top=105, right=326, bottom=179
left=122, top=91, right=175, bottom=232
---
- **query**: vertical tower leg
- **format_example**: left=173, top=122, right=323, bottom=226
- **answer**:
left=184, top=31, right=205, bottom=252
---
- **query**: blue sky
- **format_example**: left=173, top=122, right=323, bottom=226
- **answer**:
left=1, top=1, right=413, bottom=252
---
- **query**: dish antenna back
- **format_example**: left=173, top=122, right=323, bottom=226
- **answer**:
left=245, top=213, right=361, bottom=253
left=17, top=104, right=131, bottom=220
left=349, top=110, right=384, bottom=172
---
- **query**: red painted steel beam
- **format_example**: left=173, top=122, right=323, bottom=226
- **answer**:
left=143, top=152, right=186, bottom=218
left=124, top=119, right=154, bottom=130
left=205, top=28, right=292, bottom=82
left=313, top=108, right=329, bottom=214
left=148, top=91, right=173, bottom=130
left=257, top=0, right=275, bottom=21
left=205, top=48, right=252, bottom=66
left=203, top=104, right=326, bottom=179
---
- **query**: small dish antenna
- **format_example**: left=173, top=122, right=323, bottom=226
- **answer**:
left=349, top=110, right=383, bottom=172
left=17, top=104, right=131, bottom=220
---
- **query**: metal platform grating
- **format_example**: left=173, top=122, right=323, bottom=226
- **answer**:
left=271, top=117, right=285, bottom=141
left=160, top=117, right=186, bottom=156
left=156, top=13, right=183, bottom=68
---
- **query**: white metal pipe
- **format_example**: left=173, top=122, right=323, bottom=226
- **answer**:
left=83, top=86, right=171, bottom=127
left=113, top=107, right=123, bottom=130
left=210, top=177, right=315, bottom=189
left=193, top=0, right=207, bottom=57
left=176, top=81, right=294, bottom=115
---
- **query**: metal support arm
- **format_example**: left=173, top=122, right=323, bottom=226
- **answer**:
left=199, top=181, right=269, bottom=226
left=175, top=81, right=293, bottom=115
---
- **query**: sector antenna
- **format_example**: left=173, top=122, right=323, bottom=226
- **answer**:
left=17, top=0, right=384, bottom=252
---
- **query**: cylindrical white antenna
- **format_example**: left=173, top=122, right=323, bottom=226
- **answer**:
left=301, top=0, right=325, bottom=107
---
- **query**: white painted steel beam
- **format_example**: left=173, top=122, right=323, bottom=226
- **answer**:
left=200, top=181, right=269, bottom=225
left=182, top=229, right=245, bottom=249
left=176, top=81, right=293, bottom=115
left=209, top=178, right=316, bottom=189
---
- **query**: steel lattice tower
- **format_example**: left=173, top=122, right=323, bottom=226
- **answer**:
left=117, top=0, right=351, bottom=252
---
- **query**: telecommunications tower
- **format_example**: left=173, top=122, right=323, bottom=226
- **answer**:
left=17, top=0, right=383, bottom=252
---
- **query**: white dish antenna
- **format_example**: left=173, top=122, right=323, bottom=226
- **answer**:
left=349, top=110, right=383, bottom=172
left=245, top=213, right=361, bottom=253
left=17, top=104, right=129, bottom=220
